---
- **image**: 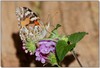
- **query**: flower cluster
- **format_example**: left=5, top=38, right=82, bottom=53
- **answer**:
left=35, top=40, right=56, bottom=63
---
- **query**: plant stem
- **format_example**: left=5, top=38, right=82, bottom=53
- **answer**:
left=71, top=50, right=83, bottom=67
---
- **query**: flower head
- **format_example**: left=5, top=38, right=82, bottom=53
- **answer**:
left=35, top=40, right=56, bottom=63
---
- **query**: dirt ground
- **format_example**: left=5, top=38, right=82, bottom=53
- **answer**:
left=1, top=1, right=99, bottom=67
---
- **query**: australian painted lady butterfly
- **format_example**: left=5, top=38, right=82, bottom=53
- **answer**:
left=16, top=7, right=50, bottom=54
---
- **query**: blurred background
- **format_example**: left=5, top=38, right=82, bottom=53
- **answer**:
left=1, top=1, right=99, bottom=67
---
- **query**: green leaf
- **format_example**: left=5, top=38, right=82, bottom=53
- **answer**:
left=26, top=40, right=36, bottom=53
left=53, top=24, right=61, bottom=31
left=49, top=24, right=61, bottom=38
left=56, top=40, right=76, bottom=62
left=68, top=32, right=88, bottom=44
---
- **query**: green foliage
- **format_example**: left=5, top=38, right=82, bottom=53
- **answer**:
left=52, top=24, right=61, bottom=31
left=48, top=53, right=58, bottom=66
left=60, top=35, right=68, bottom=42
left=68, top=32, right=88, bottom=44
left=26, top=39, right=36, bottom=53
left=49, top=24, right=61, bottom=39
left=56, top=31, right=88, bottom=63
left=56, top=40, right=76, bottom=62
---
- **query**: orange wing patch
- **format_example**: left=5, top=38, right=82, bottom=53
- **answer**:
left=28, top=20, right=40, bottom=28
left=34, top=20, right=40, bottom=25
left=21, top=17, right=30, bottom=27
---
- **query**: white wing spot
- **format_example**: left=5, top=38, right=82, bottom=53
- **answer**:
left=30, top=17, right=38, bottom=21
left=25, top=11, right=30, bottom=16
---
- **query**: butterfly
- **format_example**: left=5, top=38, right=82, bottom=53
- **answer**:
left=16, top=7, right=50, bottom=54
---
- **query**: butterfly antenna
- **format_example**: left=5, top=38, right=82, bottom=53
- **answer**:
left=46, top=11, right=59, bottom=27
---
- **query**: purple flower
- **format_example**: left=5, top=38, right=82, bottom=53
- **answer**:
left=35, top=40, right=56, bottom=63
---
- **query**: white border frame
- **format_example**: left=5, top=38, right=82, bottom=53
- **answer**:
left=0, top=0, right=99, bottom=68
